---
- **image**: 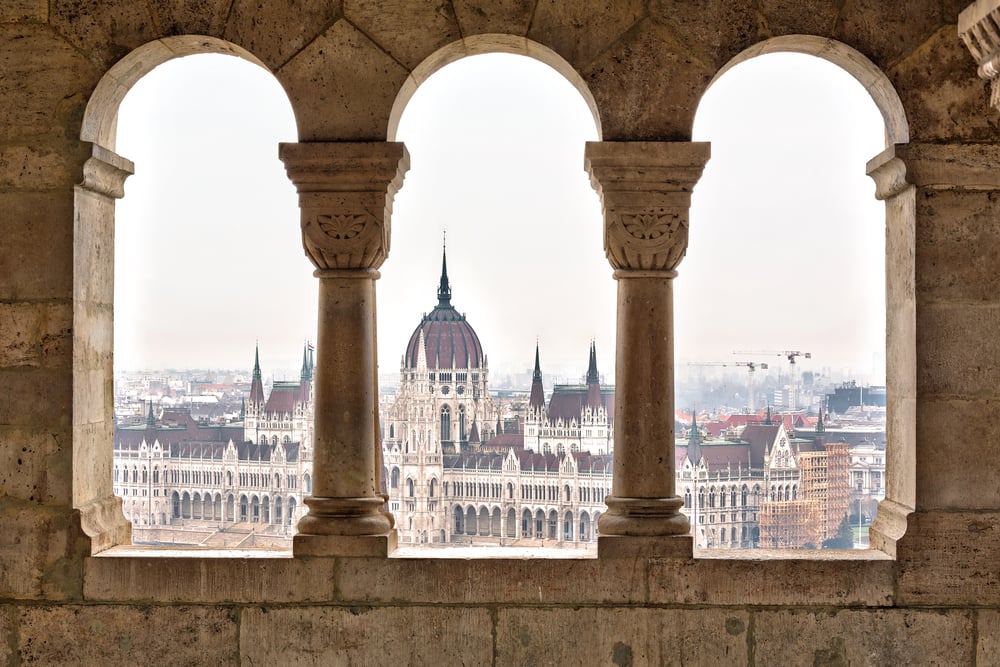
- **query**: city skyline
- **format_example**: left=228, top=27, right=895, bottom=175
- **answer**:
left=114, top=52, right=885, bottom=382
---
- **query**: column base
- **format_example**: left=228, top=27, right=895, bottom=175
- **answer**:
left=598, top=534, right=693, bottom=559
left=297, top=495, right=395, bottom=536
left=293, top=530, right=398, bottom=558
left=598, top=496, right=690, bottom=536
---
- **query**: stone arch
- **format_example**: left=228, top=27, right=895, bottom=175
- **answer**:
left=698, top=37, right=914, bottom=553
left=73, top=36, right=294, bottom=553
left=387, top=34, right=602, bottom=142
left=705, top=36, right=909, bottom=144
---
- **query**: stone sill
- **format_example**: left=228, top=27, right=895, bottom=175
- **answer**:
left=94, top=544, right=891, bottom=561
left=84, top=544, right=897, bottom=607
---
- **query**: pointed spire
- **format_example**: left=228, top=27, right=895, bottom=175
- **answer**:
left=586, top=342, right=602, bottom=408
left=253, top=343, right=261, bottom=380
left=496, top=415, right=503, bottom=435
left=765, top=405, right=772, bottom=425
left=300, top=342, right=312, bottom=381
left=586, top=341, right=599, bottom=385
left=529, top=342, right=545, bottom=412
left=815, top=407, right=825, bottom=433
left=687, top=409, right=702, bottom=466
left=437, top=234, right=452, bottom=308
left=146, top=400, right=156, bottom=427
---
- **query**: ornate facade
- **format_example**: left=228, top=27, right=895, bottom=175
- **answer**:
left=383, top=250, right=612, bottom=546
left=113, top=346, right=314, bottom=545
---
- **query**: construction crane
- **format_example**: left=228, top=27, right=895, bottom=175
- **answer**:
left=687, top=361, right=769, bottom=413
left=734, top=350, right=812, bottom=365
left=733, top=350, right=812, bottom=410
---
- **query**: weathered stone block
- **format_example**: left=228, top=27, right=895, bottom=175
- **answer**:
left=0, top=504, right=85, bottom=600
left=225, top=0, right=343, bottom=71
left=497, top=607, right=749, bottom=665
left=890, top=27, right=999, bottom=143
left=0, top=192, right=74, bottom=301
left=0, top=301, right=72, bottom=369
left=915, top=189, right=1000, bottom=302
left=0, top=141, right=90, bottom=190
left=649, top=0, right=760, bottom=69
left=759, top=0, right=839, bottom=37
left=337, top=557, right=642, bottom=604
left=753, top=609, right=972, bottom=665
left=277, top=19, right=409, bottom=141
left=1, top=0, right=46, bottom=22
left=0, top=24, right=98, bottom=140
left=19, top=605, right=238, bottom=664
left=897, top=510, right=1000, bottom=606
left=529, top=0, right=644, bottom=71
left=979, top=609, right=1000, bottom=665
left=452, top=0, right=535, bottom=37
left=915, top=302, right=1000, bottom=399
left=147, top=0, right=232, bottom=37
left=0, top=605, right=12, bottom=666
left=50, top=0, right=156, bottom=70
left=916, top=398, right=1000, bottom=510
left=649, top=555, right=895, bottom=606
left=584, top=20, right=713, bottom=141
left=836, top=0, right=942, bottom=68
left=0, top=427, right=71, bottom=505
left=0, top=369, right=72, bottom=428
left=240, top=605, right=493, bottom=665
left=85, top=555, right=336, bottom=603
left=344, top=0, right=461, bottom=71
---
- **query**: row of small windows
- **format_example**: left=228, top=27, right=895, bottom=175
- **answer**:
left=452, top=506, right=598, bottom=541
left=682, top=484, right=763, bottom=509
left=114, top=466, right=310, bottom=493
left=254, top=435, right=293, bottom=445
left=391, top=472, right=610, bottom=505
left=171, top=491, right=297, bottom=525
left=540, top=443, right=581, bottom=455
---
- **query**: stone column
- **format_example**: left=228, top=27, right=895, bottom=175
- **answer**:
left=585, top=142, right=710, bottom=558
left=280, top=142, right=408, bottom=557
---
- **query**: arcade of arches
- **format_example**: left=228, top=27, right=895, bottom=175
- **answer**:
left=3, top=1, right=1000, bottom=663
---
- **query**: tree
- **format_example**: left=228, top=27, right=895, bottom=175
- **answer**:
left=822, top=514, right=854, bottom=549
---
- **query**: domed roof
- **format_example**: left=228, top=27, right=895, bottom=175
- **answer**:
left=404, top=247, right=484, bottom=371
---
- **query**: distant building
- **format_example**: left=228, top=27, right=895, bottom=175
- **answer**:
left=113, top=345, right=314, bottom=547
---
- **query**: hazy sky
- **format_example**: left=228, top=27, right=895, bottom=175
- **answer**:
left=114, top=51, right=885, bottom=384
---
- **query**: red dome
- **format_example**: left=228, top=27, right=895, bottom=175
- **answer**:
left=405, top=307, right=484, bottom=370
left=404, top=245, right=484, bottom=370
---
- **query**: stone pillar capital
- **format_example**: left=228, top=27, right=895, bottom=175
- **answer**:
left=78, top=145, right=134, bottom=199
left=279, top=142, right=409, bottom=271
left=584, top=142, right=711, bottom=272
left=867, top=142, right=1000, bottom=199
left=959, top=0, right=1000, bottom=110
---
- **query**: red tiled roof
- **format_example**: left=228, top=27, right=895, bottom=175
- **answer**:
left=547, top=386, right=614, bottom=423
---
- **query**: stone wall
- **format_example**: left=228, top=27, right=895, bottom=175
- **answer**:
left=1, top=1, right=999, bottom=664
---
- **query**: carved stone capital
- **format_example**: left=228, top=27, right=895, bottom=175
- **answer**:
left=959, top=0, right=1000, bottom=110
left=868, top=143, right=1000, bottom=198
left=280, top=142, right=409, bottom=270
left=585, top=142, right=710, bottom=271
left=78, top=145, right=134, bottom=199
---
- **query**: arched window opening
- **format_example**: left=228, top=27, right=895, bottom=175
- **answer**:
left=104, top=50, right=303, bottom=550
left=681, top=51, right=889, bottom=552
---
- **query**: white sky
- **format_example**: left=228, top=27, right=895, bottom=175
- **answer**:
left=114, top=51, right=885, bottom=384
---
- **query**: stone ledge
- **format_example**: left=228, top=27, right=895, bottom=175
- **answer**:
left=81, top=549, right=897, bottom=607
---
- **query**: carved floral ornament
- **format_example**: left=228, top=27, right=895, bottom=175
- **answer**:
left=606, top=208, right=689, bottom=271
left=302, top=209, right=386, bottom=271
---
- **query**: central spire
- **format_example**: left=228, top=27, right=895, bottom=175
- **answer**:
left=437, top=233, right=452, bottom=308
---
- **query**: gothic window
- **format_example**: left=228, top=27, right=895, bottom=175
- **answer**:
left=684, top=489, right=692, bottom=508
left=391, top=468, right=400, bottom=489
left=741, top=485, right=748, bottom=506
left=406, top=478, right=415, bottom=497
left=429, top=478, right=437, bottom=497
left=731, top=487, right=738, bottom=507
left=459, top=405, right=466, bottom=441
left=440, top=406, right=451, bottom=441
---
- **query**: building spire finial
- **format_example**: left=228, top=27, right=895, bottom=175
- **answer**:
left=437, top=231, right=452, bottom=307
left=253, top=342, right=261, bottom=380
left=586, top=340, right=599, bottom=385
